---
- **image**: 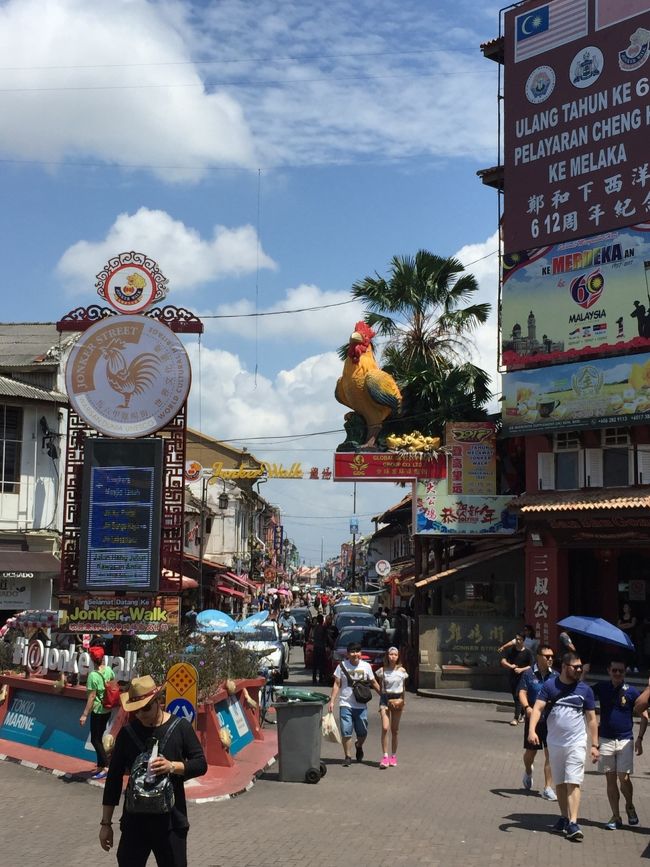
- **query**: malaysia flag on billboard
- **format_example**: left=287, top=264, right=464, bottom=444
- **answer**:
left=593, top=323, right=607, bottom=332
left=596, top=0, right=650, bottom=31
left=514, top=0, right=589, bottom=63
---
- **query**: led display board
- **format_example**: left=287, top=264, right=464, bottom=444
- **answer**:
left=79, top=438, right=163, bottom=591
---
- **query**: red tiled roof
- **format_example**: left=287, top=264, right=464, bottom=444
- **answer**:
left=510, top=488, right=650, bottom=513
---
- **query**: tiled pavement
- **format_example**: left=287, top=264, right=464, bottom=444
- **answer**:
left=2, top=664, right=650, bottom=866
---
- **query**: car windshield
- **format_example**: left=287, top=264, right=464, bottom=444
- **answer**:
left=291, top=609, right=309, bottom=625
left=242, top=624, right=279, bottom=641
left=336, top=628, right=390, bottom=650
left=335, top=613, right=375, bottom=630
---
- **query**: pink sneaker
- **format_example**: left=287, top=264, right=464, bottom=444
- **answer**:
left=379, top=756, right=389, bottom=769
left=389, top=755, right=397, bottom=767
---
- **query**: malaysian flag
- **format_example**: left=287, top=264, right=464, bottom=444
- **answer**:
left=593, top=323, right=607, bottom=332
left=595, top=0, right=649, bottom=31
left=514, top=0, right=589, bottom=63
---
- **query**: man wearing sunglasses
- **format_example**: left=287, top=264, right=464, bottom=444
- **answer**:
left=517, top=645, right=557, bottom=800
left=528, top=652, right=598, bottom=841
left=592, top=660, right=645, bottom=830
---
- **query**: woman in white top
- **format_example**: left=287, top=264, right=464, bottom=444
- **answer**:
left=376, top=646, right=408, bottom=769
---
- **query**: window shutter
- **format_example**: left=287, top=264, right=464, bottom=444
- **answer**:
left=637, top=445, right=650, bottom=484
left=629, top=446, right=636, bottom=486
left=584, top=449, right=603, bottom=488
left=538, top=452, right=555, bottom=490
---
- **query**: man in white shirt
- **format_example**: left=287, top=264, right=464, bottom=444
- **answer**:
left=328, top=642, right=380, bottom=766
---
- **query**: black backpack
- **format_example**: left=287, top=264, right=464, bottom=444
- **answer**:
left=124, top=717, right=180, bottom=815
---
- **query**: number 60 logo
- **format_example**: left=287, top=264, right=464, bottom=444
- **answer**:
left=570, top=269, right=604, bottom=309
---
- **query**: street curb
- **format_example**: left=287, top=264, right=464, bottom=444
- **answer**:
left=189, top=755, right=278, bottom=805
left=416, top=689, right=512, bottom=707
left=0, top=750, right=280, bottom=803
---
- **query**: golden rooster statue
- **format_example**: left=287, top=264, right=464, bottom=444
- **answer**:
left=335, top=321, right=402, bottom=448
left=101, top=338, right=158, bottom=409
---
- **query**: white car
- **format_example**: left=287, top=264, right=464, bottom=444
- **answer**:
left=235, top=620, right=289, bottom=683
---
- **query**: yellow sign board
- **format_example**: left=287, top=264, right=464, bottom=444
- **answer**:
left=165, top=662, right=198, bottom=729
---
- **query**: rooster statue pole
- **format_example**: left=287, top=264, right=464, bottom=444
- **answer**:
left=335, top=321, right=402, bottom=449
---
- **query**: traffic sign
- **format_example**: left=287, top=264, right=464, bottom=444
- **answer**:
left=165, top=662, right=198, bottom=729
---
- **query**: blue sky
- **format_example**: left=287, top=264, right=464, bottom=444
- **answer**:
left=0, top=0, right=504, bottom=564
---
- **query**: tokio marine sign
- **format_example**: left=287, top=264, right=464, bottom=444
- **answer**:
left=65, top=314, right=191, bottom=437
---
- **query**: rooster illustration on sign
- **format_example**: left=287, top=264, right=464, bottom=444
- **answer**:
left=335, top=321, right=402, bottom=449
left=101, top=338, right=158, bottom=408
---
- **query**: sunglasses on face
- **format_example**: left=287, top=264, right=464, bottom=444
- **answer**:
left=610, top=669, right=625, bottom=674
left=137, top=699, right=159, bottom=714
left=566, top=664, right=583, bottom=671
left=540, top=654, right=554, bottom=659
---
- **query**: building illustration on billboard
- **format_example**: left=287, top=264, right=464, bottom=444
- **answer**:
left=502, top=223, right=650, bottom=367
left=504, top=0, right=650, bottom=253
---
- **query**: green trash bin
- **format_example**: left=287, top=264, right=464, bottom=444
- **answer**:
left=273, top=691, right=328, bottom=784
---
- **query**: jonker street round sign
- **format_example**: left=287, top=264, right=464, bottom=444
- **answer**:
left=65, top=314, right=191, bottom=438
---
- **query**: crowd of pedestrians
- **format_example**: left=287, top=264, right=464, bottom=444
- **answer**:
left=502, top=631, right=650, bottom=842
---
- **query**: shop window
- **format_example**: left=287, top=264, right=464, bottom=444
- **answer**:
left=602, top=428, right=632, bottom=487
left=538, top=432, right=584, bottom=490
left=0, top=405, right=22, bottom=494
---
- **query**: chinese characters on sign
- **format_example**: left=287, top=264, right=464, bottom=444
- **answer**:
left=415, top=479, right=517, bottom=535
left=333, top=451, right=447, bottom=481
left=504, top=1, right=650, bottom=251
left=531, top=551, right=551, bottom=647
left=432, top=617, right=523, bottom=667
left=445, top=422, right=497, bottom=494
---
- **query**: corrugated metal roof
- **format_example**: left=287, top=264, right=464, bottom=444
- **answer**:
left=373, top=494, right=411, bottom=523
left=415, top=542, right=525, bottom=588
left=0, top=323, right=76, bottom=368
left=0, top=374, right=67, bottom=404
left=510, top=488, right=650, bottom=512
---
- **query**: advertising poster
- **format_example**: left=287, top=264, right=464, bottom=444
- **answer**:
left=504, top=0, right=650, bottom=252
left=445, top=422, right=497, bottom=494
left=215, top=696, right=253, bottom=755
left=57, top=595, right=180, bottom=634
left=415, top=479, right=517, bottom=535
left=0, top=574, right=32, bottom=609
left=502, top=224, right=650, bottom=368
left=0, top=689, right=97, bottom=761
left=502, top=349, right=650, bottom=434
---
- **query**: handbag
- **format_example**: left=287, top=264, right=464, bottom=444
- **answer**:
left=343, top=664, right=373, bottom=703
left=383, top=672, right=405, bottom=711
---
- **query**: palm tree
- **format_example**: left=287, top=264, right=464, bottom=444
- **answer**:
left=350, top=250, right=492, bottom=436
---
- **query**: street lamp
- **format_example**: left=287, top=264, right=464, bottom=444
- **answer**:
left=218, top=478, right=229, bottom=511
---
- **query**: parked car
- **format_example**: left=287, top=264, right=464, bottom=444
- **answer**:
left=329, top=626, right=393, bottom=679
left=235, top=619, right=289, bottom=683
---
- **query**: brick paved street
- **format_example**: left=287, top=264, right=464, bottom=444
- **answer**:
left=2, top=662, right=650, bottom=866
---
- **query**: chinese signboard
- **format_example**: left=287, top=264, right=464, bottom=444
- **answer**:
left=502, top=224, right=650, bottom=369
left=530, top=550, right=552, bottom=647
left=57, top=595, right=180, bottom=634
left=445, top=421, right=497, bottom=494
left=414, top=479, right=517, bottom=535
left=80, top=438, right=163, bottom=591
left=502, top=348, right=650, bottom=435
left=423, top=616, right=523, bottom=668
left=334, top=451, right=447, bottom=481
left=65, top=314, right=191, bottom=438
left=504, top=0, right=650, bottom=252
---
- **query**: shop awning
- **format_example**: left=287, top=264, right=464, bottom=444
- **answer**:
left=216, top=585, right=245, bottom=598
left=222, top=572, right=256, bottom=590
left=509, top=488, right=650, bottom=513
left=161, top=569, right=199, bottom=590
left=0, top=552, right=60, bottom=574
left=415, top=542, right=525, bottom=589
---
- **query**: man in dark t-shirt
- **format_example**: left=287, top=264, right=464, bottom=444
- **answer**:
left=592, top=660, right=644, bottom=830
left=501, top=631, right=534, bottom=725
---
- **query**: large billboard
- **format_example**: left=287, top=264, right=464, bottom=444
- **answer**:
left=445, top=422, right=497, bottom=494
left=414, top=479, right=516, bottom=535
left=504, top=0, right=650, bottom=252
left=502, top=223, right=650, bottom=368
left=502, top=348, right=650, bottom=434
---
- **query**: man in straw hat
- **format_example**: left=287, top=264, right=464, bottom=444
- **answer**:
left=99, top=675, right=207, bottom=866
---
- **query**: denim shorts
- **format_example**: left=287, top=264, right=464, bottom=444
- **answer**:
left=339, top=705, right=368, bottom=739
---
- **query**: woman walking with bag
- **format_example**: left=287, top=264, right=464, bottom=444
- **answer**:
left=79, top=645, right=114, bottom=780
left=377, top=647, right=408, bottom=769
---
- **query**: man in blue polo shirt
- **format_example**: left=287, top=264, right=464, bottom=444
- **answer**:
left=592, top=660, right=644, bottom=830
left=517, top=643, right=557, bottom=800
left=529, top=652, right=598, bottom=842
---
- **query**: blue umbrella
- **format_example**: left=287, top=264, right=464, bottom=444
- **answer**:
left=557, top=616, right=635, bottom=651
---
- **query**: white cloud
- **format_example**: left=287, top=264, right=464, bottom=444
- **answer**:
left=0, top=0, right=501, bottom=177
left=206, top=284, right=365, bottom=347
left=0, top=0, right=256, bottom=180
left=56, top=207, right=276, bottom=294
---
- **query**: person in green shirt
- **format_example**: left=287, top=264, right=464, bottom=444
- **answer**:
left=80, top=645, right=114, bottom=780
